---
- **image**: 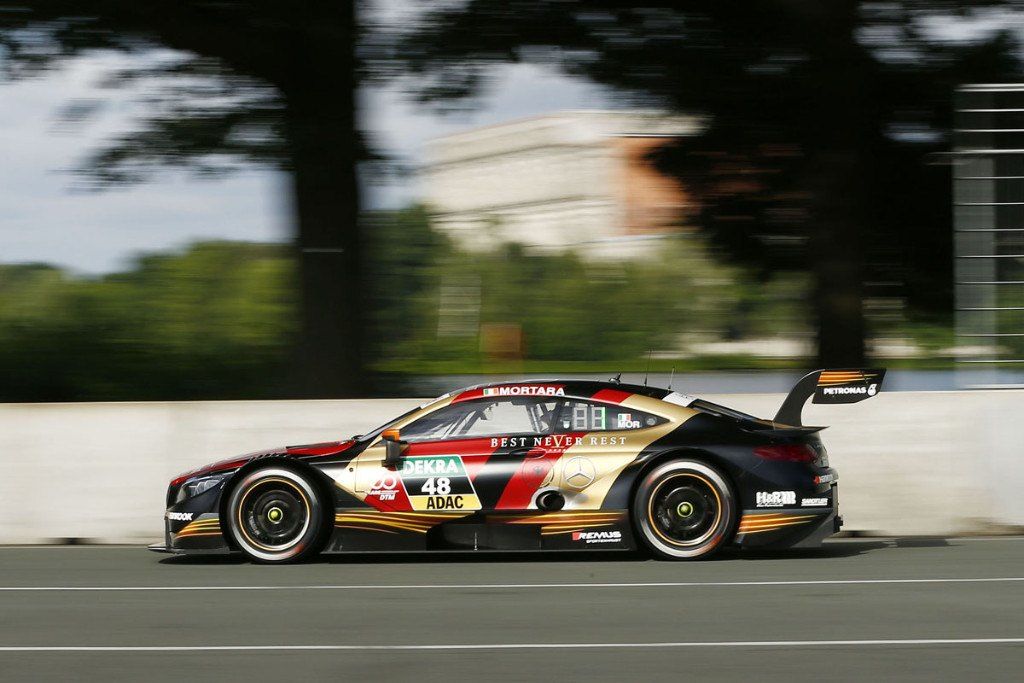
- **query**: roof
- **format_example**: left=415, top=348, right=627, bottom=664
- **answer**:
left=450, top=378, right=672, bottom=404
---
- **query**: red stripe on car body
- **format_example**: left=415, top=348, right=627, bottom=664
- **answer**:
left=170, top=457, right=255, bottom=487
left=287, top=440, right=356, bottom=456
left=454, top=384, right=568, bottom=403
left=590, top=388, right=633, bottom=404
left=494, top=432, right=586, bottom=510
left=452, top=387, right=486, bottom=403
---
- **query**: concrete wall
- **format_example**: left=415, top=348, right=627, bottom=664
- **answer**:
left=1, top=391, right=1021, bottom=544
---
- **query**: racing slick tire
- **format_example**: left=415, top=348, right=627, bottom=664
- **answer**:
left=226, top=466, right=328, bottom=563
left=633, top=459, right=735, bottom=560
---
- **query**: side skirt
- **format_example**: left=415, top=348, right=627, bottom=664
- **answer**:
left=324, top=509, right=637, bottom=553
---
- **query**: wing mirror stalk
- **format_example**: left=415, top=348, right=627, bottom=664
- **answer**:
left=382, top=429, right=406, bottom=469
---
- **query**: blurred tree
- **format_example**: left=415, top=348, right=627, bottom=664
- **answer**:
left=365, top=205, right=452, bottom=357
left=0, top=242, right=293, bottom=401
left=389, top=1, right=1023, bottom=366
left=375, top=229, right=758, bottom=371
left=0, top=1, right=364, bottom=396
left=0, top=232, right=791, bottom=400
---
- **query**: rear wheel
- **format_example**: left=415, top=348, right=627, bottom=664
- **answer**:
left=226, top=467, right=327, bottom=563
left=633, top=459, right=735, bottom=560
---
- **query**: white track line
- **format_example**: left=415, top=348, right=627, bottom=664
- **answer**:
left=2, top=577, right=1024, bottom=591
left=1, top=638, right=1023, bottom=652
left=2, top=536, right=1024, bottom=549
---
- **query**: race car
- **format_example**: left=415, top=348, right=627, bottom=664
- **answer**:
left=150, top=369, right=884, bottom=562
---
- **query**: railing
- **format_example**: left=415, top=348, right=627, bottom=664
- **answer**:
left=954, top=84, right=1024, bottom=388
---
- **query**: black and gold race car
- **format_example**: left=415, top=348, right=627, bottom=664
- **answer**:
left=151, top=369, right=884, bottom=562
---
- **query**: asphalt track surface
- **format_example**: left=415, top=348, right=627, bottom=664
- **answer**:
left=2, top=538, right=1023, bottom=681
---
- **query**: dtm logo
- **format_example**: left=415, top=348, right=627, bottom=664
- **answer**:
left=755, top=491, right=796, bottom=508
left=369, top=475, right=400, bottom=501
left=572, top=530, right=622, bottom=544
left=166, top=512, right=194, bottom=522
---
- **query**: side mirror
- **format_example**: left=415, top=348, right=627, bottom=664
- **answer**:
left=382, top=428, right=406, bottom=469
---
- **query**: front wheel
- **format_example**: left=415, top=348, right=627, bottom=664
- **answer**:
left=633, top=459, right=735, bottom=560
left=226, top=467, right=327, bottom=563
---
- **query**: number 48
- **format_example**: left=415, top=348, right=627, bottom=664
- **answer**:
left=420, top=477, right=451, bottom=496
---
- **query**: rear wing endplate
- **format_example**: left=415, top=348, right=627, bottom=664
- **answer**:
left=773, top=369, right=886, bottom=427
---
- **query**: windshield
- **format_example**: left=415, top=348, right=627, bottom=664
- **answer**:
left=352, top=393, right=450, bottom=441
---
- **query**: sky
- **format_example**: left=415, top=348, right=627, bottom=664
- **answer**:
left=0, top=48, right=611, bottom=275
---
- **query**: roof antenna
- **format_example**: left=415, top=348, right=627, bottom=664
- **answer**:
left=668, top=365, right=675, bottom=391
left=610, top=372, right=622, bottom=384
left=643, top=349, right=652, bottom=386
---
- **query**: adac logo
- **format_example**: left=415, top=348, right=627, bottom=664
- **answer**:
left=563, top=457, right=596, bottom=489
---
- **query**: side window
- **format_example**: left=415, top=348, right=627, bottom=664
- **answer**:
left=554, top=400, right=666, bottom=432
left=401, top=398, right=560, bottom=442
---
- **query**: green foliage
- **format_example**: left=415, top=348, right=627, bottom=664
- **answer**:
left=0, top=242, right=295, bottom=401
left=9, top=209, right=956, bottom=401
left=0, top=209, right=822, bottom=400
left=365, top=205, right=452, bottom=355
left=369, top=207, right=810, bottom=371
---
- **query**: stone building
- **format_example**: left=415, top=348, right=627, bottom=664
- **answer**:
left=422, top=111, right=699, bottom=259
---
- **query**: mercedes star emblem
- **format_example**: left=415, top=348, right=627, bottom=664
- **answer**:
left=563, top=456, right=596, bottom=489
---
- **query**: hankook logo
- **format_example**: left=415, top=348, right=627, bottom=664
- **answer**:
left=563, top=456, right=596, bottom=489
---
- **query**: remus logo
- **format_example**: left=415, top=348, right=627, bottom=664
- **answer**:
left=572, top=530, right=622, bottom=544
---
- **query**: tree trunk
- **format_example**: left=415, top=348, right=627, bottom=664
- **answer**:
left=809, top=151, right=866, bottom=368
left=282, top=4, right=365, bottom=397
left=800, top=0, right=868, bottom=368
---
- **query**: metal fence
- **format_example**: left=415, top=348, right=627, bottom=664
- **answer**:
left=954, top=84, right=1024, bottom=389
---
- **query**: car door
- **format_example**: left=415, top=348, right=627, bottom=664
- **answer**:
left=355, top=395, right=561, bottom=513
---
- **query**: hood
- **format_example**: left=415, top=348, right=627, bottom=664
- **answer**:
left=170, top=440, right=355, bottom=487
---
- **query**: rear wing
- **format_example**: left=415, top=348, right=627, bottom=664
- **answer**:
left=773, top=369, right=886, bottom=427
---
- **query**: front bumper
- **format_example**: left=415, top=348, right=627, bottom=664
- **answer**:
left=162, top=482, right=232, bottom=554
left=164, top=512, right=232, bottom=553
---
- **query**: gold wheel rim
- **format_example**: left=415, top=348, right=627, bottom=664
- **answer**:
left=236, top=476, right=312, bottom=553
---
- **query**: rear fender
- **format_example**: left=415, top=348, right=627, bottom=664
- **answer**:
left=610, top=447, right=740, bottom=512
left=625, top=448, right=742, bottom=544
